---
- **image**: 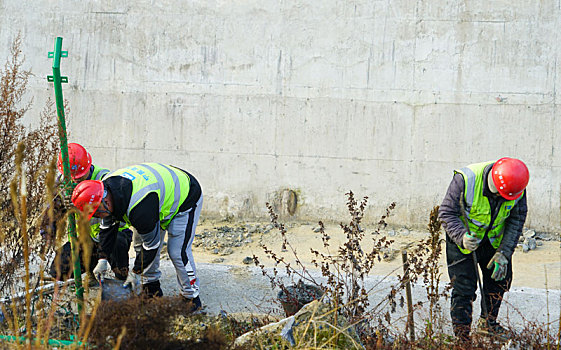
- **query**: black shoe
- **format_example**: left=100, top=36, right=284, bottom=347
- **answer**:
left=186, top=296, right=202, bottom=312
left=142, top=280, right=163, bottom=298
left=476, top=318, right=509, bottom=339
left=113, top=267, right=129, bottom=281
left=453, top=323, right=471, bottom=343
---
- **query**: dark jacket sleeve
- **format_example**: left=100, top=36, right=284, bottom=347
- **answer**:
left=98, top=217, right=119, bottom=260
left=438, top=173, right=468, bottom=247
left=497, top=191, right=528, bottom=259
left=128, top=193, right=161, bottom=274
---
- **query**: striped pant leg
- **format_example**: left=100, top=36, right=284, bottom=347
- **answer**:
left=166, top=195, right=203, bottom=298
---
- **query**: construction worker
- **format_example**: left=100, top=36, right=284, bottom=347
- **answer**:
left=439, top=157, right=529, bottom=341
left=45, top=143, right=132, bottom=282
left=71, top=163, right=203, bottom=310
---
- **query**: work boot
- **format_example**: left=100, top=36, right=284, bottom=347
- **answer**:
left=112, top=267, right=129, bottom=281
left=452, top=323, right=471, bottom=343
left=476, top=318, right=509, bottom=339
left=185, top=296, right=202, bottom=313
left=142, top=280, right=163, bottom=298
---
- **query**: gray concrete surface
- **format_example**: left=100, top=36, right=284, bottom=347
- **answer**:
left=0, top=1, right=560, bottom=232
left=160, top=261, right=561, bottom=335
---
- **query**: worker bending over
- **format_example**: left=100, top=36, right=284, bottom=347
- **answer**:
left=72, top=163, right=202, bottom=311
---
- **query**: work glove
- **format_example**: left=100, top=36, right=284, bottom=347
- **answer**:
left=123, top=272, right=140, bottom=291
left=93, top=259, right=111, bottom=281
left=487, top=251, right=508, bottom=281
left=462, top=232, right=480, bottom=251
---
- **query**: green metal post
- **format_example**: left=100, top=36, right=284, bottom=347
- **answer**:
left=47, top=37, right=84, bottom=313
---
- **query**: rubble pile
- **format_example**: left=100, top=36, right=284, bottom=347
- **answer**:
left=192, top=224, right=274, bottom=256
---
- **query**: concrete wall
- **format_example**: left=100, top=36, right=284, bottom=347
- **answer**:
left=1, top=0, right=560, bottom=231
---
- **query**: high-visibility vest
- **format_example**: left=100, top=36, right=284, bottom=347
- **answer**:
left=455, top=161, right=522, bottom=254
left=88, top=220, right=128, bottom=243
left=87, top=165, right=110, bottom=242
left=90, top=165, right=110, bottom=181
left=106, top=163, right=190, bottom=230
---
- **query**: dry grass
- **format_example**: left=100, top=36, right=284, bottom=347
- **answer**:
left=0, top=33, right=59, bottom=295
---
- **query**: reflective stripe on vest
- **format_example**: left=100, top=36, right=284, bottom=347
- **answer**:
left=89, top=220, right=129, bottom=243
left=91, top=167, right=110, bottom=181
left=108, top=163, right=190, bottom=229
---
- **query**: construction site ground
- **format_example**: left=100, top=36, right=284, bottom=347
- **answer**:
left=152, top=219, right=561, bottom=335
left=189, top=219, right=561, bottom=289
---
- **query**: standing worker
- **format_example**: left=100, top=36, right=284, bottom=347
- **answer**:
left=439, top=157, right=529, bottom=341
left=45, top=143, right=132, bottom=281
left=71, top=163, right=203, bottom=311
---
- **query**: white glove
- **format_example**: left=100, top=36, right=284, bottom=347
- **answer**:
left=462, top=233, right=480, bottom=251
left=93, top=259, right=111, bottom=281
left=123, top=272, right=140, bottom=291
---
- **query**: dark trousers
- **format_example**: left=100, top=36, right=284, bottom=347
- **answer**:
left=446, top=235, right=512, bottom=327
left=49, top=229, right=132, bottom=281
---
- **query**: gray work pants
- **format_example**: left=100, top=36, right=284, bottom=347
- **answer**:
left=133, top=195, right=203, bottom=298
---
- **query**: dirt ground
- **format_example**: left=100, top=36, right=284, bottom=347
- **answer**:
left=191, top=219, right=561, bottom=290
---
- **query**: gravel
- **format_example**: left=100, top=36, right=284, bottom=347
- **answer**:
left=193, top=224, right=268, bottom=253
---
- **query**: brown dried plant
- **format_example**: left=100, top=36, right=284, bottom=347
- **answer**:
left=89, top=295, right=230, bottom=350
left=0, top=34, right=59, bottom=294
left=253, top=191, right=396, bottom=343
left=394, top=205, right=451, bottom=345
left=0, top=145, right=101, bottom=347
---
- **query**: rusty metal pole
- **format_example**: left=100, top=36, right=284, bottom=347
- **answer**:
left=402, top=250, right=415, bottom=341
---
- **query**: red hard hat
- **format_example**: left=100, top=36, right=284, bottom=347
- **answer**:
left=57, top=143, right=92, bottom=180
left=491, top=157, right=529, bottom=200
left=71, top=180, right=104, bottom=220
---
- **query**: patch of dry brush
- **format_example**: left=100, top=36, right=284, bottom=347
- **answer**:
left=0, top=34, right=59, bottom=294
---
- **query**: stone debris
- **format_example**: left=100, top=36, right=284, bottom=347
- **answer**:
left=193, top=224, right=266, bottom=253
left=520, top=230, right=559, bottom=242
left=525, top=237, right=537, bottom=251
left=535, top=231, right=560, bottom=241
left=523, top=229, right=536, bottom=239
left=220, top=247, right=234, bottom=256
left=399, top=228, right=410, bottom=236
left=277, top=281, right=323, bottom=316
left=521, top=237, right=537, bottom=253
left=242, top=256, right=253, bottom=265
